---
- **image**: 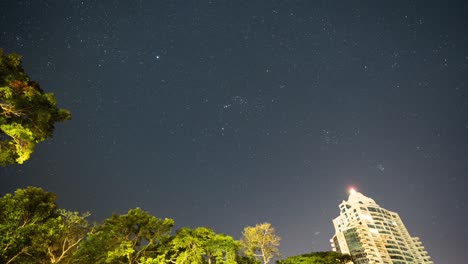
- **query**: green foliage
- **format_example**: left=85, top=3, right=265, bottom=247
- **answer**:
left=0, top=49, right=71, bottom=165
left=138, top=256, right=164, bottom=264
left=240, top=223, right=281, bottom=264
left=204, top=231, right=239, bottom=264
left=236, top=255, right=261, bottom=264
left=42, top=209, right=91, bottom=263
left=1, top=188, right=287, bottom=264
left=167, top=227, right=207, bottom=264
left=162, top=227, right=239, bottom=264
left=0, top=186, right=58, bottom=263
left=0, top=187, right=90, bottom=264
left=74, top=207, right=174, bottom=264
left=0, top=123, right=35, bottom=164
left=276, top=251, right=353, bottom=264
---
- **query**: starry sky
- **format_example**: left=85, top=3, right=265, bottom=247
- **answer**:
left=1, top=1, right=467, bottom=263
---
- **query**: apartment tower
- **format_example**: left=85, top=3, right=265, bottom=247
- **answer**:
left=330, top=189, right=433, bottom=264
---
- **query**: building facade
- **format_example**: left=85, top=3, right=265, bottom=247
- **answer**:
left=330, top=189, right=433, bottom=264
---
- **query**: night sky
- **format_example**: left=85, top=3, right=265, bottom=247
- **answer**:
left=1, top=1, right=467, bottom=263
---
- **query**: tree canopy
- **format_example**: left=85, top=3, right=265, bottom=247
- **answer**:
left=0, top=187, right=287, bottom=264
left=74, top=207, right=174, bottom=264
left=0, top=187, right=89, bottom=264
left=276, top=251, right=353, bottom=264
left=240, top=223, right=281, bottom=264
left=161, top=227, right=239, bottom=264
left=0, top=49, right=71, bottom=165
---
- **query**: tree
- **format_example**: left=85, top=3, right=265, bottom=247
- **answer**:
left=236, top=255, right=260, bottom=264
left=240, top=223, right=280, bottom=264
left=0, top=186, right=58, bottom=263
left=203, top=231, right=238, bottom=264
left=74, top=207, right=174, bottom=264
left=40, top=209, right=91, bottom=263
left=0, top=187, right=90, bottom=264
left=165, top=227, right=207, bottom=264
left=0, top=49, right=71, bottom=165
left=163, top=227, right=238, bottom=264
left=276, top=251, right=353, bottom=264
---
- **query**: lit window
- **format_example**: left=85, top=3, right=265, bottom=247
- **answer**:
left=361, top=214, right=373, bottom=221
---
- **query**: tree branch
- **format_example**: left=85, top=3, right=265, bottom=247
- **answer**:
left=6, top=246, right=30, bottom=264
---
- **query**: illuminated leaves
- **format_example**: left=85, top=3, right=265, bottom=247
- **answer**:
left=166, top=227, right=239, bottom=264
left=277, top=251, right=353, bottom=264
left=0, top=49, right=71, bottom=165
left=0, top=123, right=35, bottom=164
left=0, top=188, right=285, bottom=264
left=240, top=223, right=280, bottom=264
left=0, top=187, right=89, bottom=264
left=74, top=208, right=174, bottom=264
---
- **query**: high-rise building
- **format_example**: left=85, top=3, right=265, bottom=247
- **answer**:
left=330, top=188, right=433, bottom=264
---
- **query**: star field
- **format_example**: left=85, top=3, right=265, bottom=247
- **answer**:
left=1, top=1, right=468, bottom=263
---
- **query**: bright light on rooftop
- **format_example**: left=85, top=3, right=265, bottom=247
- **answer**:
left=349, top=187, right=357, bottom=194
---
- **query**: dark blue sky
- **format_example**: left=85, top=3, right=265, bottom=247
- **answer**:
left=1, top=1, right=467, bottom=263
